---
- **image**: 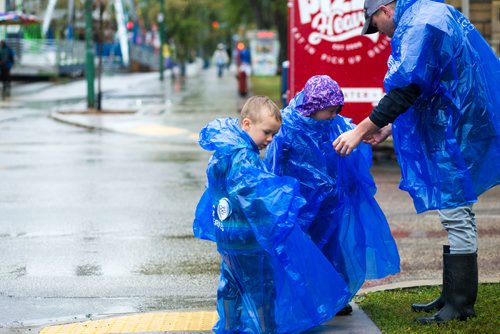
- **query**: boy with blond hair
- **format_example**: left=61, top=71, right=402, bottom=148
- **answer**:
left=194, top=96, right=350, bottom=333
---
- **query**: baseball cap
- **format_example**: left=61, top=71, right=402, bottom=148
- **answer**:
left=361, top=0, right=395, bottom=35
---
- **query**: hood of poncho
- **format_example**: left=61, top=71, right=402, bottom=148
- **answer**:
left=198, top=117, right=257, bottom=154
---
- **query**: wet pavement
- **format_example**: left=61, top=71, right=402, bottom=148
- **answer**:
left=0, top=66, right=498, bottom=333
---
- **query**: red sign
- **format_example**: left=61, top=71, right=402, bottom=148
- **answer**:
left=288, top=0, right=391, bottom=124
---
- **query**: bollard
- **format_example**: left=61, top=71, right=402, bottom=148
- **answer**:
left=281, top=60, right=289, bottom=108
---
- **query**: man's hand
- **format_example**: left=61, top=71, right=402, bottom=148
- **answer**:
left=363, top=124, right=392, bottom=145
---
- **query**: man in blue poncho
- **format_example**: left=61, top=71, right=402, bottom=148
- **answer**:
left=265, top=75, right=400, bottom=316
left=194, top=96, right=350, bottom=333
left=333, top=0, right=500, bottom=324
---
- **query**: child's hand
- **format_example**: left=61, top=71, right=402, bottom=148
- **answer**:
left=333, top=130, right=363, bottom=156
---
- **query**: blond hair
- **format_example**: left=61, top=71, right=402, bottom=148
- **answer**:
left=239, top=96, right=281, bottom=125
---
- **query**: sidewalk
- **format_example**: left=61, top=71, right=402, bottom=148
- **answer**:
left=34, top=276, right=500, bottom=334
left=36, top=303, right=381, bottom=334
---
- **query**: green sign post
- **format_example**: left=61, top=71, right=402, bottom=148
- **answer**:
left=158, top=0, right=165, bottom=81
left=85, top=0, right=95, bottom=109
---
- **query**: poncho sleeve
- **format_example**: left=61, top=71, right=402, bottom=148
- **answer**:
left=193, top=186, right=215, bottom=242
left=226, top=149, right=305, bottom=251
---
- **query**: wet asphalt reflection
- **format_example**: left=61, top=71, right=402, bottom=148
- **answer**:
left=0, top=70, right=240, bottom=327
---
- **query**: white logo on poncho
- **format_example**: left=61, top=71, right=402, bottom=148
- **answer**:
left=217, top=197, right=232, bottom=221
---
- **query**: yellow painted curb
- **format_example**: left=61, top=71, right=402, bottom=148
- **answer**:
left=40, top=311, right=217, bottom=334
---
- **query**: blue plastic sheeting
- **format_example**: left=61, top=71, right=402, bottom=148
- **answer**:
left=386, top=0, right=500, bottom=213
left=265, top=94, right=400, bottom=297
left=194, top=118, right=350, bottom=334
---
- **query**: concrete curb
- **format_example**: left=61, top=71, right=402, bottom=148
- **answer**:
left=358, top=276, right=500, bottom=294
left=49, top=111, right=199, bottom=141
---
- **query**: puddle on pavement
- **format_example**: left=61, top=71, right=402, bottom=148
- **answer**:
left=82, top=236, right=99, bottom=242
left=161, top=234, right=195, bottom=240
left=25, top=98, right=85, bottom=110
left=139, top=295, right=215, bottom=312
left=11, top=266, right=26, bottom=277
left=150, top=151, right=201, bottom=163
left=137, top=258, right=219, bottom=276
left=75, top=264, right=103, bottom=276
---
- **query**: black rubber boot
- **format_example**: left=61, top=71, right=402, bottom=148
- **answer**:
left=411, top=245, right=449, bottom=312
left=416, top=252, right=478, bottom=324
left=336, top=303, right=353, bottom=316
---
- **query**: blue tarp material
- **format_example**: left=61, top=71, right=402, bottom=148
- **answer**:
left=265, top=94, right=400, bottom=297
left=194, top=117, right=350, bottom=334
left=386, top=0, right=500, bottom=213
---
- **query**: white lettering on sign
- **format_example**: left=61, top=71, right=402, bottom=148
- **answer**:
left=343, top=87, right=385, bottom=104
left=298, top=0, right=366, bottom=44
left=367, top=38, right=390, bottom=57
left=295, top=0, right=389, bottom=68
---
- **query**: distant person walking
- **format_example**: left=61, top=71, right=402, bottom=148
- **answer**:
left=212, top=43, right=229, bottom=77
left=0, top=40, right=15, bottom=94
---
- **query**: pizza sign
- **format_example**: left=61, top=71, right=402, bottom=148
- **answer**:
left=288, top=0, right=392, bottom=123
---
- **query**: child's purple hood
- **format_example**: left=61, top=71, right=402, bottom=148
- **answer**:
left=296, top=75, right=344, bottom=117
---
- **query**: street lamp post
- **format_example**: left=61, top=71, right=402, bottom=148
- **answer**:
left=158, top=0, right=165, bottom=81
left=96, top=1, right=104, bottom=111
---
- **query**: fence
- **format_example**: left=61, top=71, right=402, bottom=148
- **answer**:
left=8, top=38, right=86, bottom=77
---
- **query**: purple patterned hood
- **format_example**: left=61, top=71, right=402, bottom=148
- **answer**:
left=296, top=75, right=344, bottom=117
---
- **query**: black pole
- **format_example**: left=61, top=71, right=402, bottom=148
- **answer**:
left=97, top=1, right=104, bottom=111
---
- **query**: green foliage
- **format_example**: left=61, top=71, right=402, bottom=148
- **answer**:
left=250, top=75, right=283, bottom=108
left=250, top=75, right=282, bottom=107
left=136, top=0, right=232, bottom=62
left=221, top=0, right=288, bottom=63
left=357, top=284, right=500, bottom=334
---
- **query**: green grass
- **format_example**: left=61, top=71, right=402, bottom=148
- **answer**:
left=250, top=75, right=282, bottom=107
left=356, top=283, right=500, bottom=334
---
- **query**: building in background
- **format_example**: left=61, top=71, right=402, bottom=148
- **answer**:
left=247, top=30, right=280, bottom=76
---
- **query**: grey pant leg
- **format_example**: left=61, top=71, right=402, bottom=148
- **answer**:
left=438, top=204, right=477, bottom=254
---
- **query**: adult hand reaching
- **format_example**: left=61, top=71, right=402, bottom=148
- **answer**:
left=363, top=124, right=392, bottom=146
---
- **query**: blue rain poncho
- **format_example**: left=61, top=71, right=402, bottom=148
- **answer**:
left=193, top=118, right=350, bottom=334
left=386, top=0, right=500, bottom=213
left=265, top=94, right=400, bottom=297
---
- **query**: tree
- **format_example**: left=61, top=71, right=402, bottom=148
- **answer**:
left=138, top=0, right=230, bottom=74
left=135, top=0, right=288, bottom=72
left=222, top=0, right=288, bottom=67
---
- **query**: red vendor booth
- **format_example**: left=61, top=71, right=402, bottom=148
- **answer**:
left=288, top=0, right=392, bottom=124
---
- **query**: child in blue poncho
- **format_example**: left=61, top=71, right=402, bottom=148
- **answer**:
left=193, top=96, right=350, bottom=334
left=265, top=75, right=400, bottom=315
